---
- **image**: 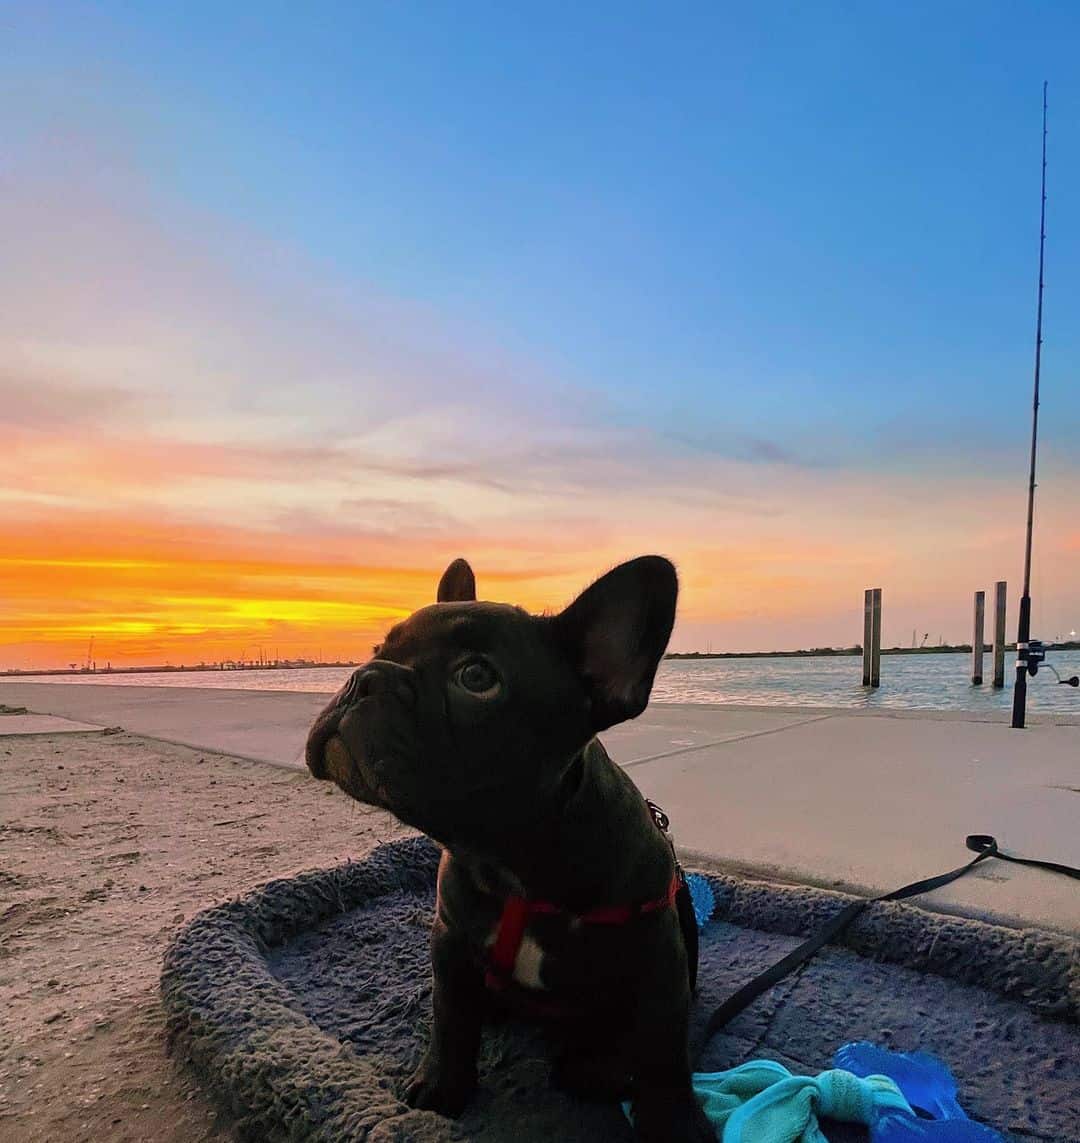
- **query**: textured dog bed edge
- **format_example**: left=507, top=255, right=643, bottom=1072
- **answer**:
left=161, top=838, right=443, bottom=1141
left=160, top=835, right=1077, bottom=1143
left=706, top=872, right=1078, bottom=1022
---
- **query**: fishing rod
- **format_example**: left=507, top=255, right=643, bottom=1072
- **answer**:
left=1011, top=82, right=1049, bottom=730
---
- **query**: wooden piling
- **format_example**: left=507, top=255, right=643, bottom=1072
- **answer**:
left=972, top=590, right=985, bottom=684
left=870, top=587, right=882, bottom=688
left=993, top=580, right=1007, bottom=688
left=862, top=589, right=873, bottom=686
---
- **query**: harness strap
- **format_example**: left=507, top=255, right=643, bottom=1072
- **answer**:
left=486, top=895, right=531, bottom=988
left=485, top=799, right=682, bottom=991
left=703, top=834, right=1080, bottom=1040
left=485, top=874, right=682, bottom=990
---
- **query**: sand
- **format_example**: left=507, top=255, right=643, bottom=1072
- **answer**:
left=0, top=731, right=411, bottom=1143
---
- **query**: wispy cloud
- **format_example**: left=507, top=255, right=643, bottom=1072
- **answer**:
left=0, top=370, right=150, bottom=432
left=661, top=428, right=837, bottom=470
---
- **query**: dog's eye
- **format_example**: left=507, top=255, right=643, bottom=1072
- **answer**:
left=456, top=660, right=500, bottom=697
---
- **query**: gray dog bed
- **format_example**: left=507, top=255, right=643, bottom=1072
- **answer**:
left=161, top=837, right=1079, bottom=1142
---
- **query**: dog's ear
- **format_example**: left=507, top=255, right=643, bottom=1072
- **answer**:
left=553, top=556, right=677, bottom=732
left=437, top=558, right=477, bottom=603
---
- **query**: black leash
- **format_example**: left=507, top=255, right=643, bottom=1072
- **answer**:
left=703, top=834, right=1080, bottom=1040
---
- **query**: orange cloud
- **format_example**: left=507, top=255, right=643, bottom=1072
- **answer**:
left=2, top=480, right=1078, bottom=670
left=0, top=503, right=615, bottom=668
left=0, top=487, right=1029, bottom=669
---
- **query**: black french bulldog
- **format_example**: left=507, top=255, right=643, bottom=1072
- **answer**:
left=305, top=556, right=712, bottom=1142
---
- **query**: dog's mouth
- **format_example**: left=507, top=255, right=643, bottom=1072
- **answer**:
left=305, top=701, right=397, bottom=812
left=317, top=733, right=355, bottom=788
left=305, top=703, right=345, bottom=780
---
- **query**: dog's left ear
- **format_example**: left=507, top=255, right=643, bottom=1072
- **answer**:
left=437, top=558, right=477, bottom=602
left=553, top=556, right=677, bottom=732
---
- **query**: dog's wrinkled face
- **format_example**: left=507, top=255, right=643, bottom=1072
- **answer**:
left=306, top=601, right=589, bottom=836
left=305, top=556, right=677, bottom=845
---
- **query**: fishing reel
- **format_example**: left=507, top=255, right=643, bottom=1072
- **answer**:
left=1018, top=639, right=1079, bottom=686
left=1017, top=639, right=1046, bottom=676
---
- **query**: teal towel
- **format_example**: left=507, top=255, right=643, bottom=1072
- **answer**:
left=698, top=1061, right=912, bottom=1141
left=625, top=1060, right=912, bottom=1141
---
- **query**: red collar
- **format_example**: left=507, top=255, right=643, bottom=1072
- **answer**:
left=485, top=873, right=681, bottom=991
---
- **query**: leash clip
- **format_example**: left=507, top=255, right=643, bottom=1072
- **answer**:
left=646, top=798, right=671, bottom=833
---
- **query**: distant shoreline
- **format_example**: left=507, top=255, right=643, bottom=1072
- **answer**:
left=6, top=643, right=1078, bottom=678
left=0, top=661, right=362, bottom=679
left=666, top=641, right=1080, bottom=660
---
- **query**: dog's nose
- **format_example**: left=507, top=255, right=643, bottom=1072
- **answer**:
left=340, top=662, right=388, bottom=704
left=348, top=668, right=384, bottom=700
left=340, top=661, right=416, bottom=708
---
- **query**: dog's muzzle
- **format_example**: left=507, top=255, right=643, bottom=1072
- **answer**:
left=304, top=660, right=417, bottom=779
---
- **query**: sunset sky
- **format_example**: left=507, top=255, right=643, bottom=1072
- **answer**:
left=3, top=3, right=1079, bottom=669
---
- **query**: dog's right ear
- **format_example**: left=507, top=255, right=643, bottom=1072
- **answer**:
left=437, top=558, right=477, bottom=603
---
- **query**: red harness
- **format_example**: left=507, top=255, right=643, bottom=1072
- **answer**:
left=484, top=872, right=682, bottom=992
left=484, top=799, right=682, bottom=995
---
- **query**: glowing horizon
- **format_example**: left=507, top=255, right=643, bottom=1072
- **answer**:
left=3, top=469, right=1076, bottom=669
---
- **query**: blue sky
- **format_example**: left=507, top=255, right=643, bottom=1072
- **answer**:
left=2, top=2, right=1078, bottom=661
left=25, top=2, right=1077, bottom=446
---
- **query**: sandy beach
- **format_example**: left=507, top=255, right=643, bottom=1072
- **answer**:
left=0, top=731, right=411, bottom=1142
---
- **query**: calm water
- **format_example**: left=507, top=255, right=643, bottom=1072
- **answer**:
left=14, top=652, right=1080, bottom=714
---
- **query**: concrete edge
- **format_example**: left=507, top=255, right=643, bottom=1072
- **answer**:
left=0, top=728, right=112, bottom=740
left=104, top=729, right=310, bottom=775
left=620, top=713, right=837, bottom=769
left=648, top=702, right=1080, bottom=726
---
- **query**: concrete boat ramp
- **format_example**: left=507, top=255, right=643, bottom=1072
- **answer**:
left=2, top=681, right=1077, bottom=935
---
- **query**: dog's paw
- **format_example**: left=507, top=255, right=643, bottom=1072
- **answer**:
left=402, top=1061, right=476, bottom=1117
left=632, top=1091, right=715, bottom=1143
